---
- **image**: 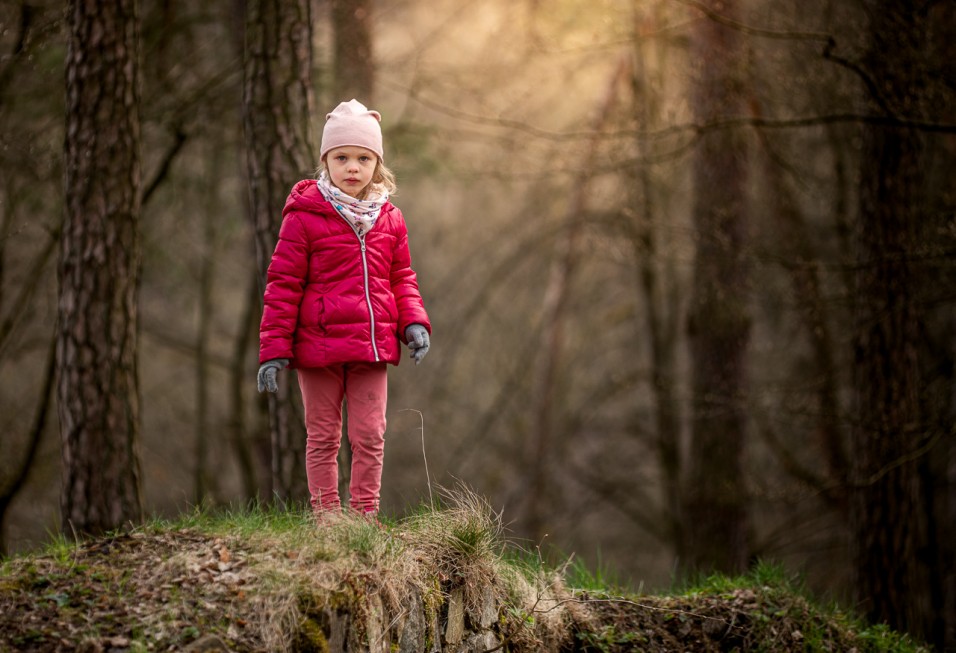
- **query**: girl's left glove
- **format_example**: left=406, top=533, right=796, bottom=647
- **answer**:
left=257, top=358, right=290, bottom=393
left=405, top=324, right=430, bottom=365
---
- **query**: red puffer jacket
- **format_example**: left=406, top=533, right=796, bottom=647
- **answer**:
left=259, top=179, right=431, bottom=368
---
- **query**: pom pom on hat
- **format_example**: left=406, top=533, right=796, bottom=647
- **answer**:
left=320, top=99, right=384, bottom=161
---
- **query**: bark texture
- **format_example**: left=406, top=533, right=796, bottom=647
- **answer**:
left=58, top=0, right=144, bottom=534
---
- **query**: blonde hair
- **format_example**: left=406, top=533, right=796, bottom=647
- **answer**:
left=315, top=156, right=397, bottom=200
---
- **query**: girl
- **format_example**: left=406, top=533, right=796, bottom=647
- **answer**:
left=257, top=99, right=431, bottom=517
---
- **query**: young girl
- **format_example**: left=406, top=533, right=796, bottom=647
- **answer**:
left=257, top=99, right=431, bottom=517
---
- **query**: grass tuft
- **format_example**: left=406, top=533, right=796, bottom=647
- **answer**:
left=565, top=551, right=630, bottom=595
left=402, top=483, right=503, bottom=558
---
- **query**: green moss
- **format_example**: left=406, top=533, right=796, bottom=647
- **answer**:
left=299, top=587, right=354, bottom=614
left=295, top=617, right=329, bottom=653
left=577, top=625, right=648, bottom=652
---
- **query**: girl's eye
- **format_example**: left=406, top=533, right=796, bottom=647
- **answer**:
left=360, top=156, right=370, bottom=162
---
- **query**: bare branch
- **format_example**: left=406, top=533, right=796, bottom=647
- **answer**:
left=0, top=3, right=37, bottom=98
left=0, top=230, right=58, bottom=358
left=393, top=83, right=956, bottom=143
left=143, top=126, right=188, bottom=206
left=670, top=0, right=897, bottom=114
left=670, top=0, right=833, bottom=42
left=821, top=39, right=896, bottom=116
left=567, top=459, right=668, bottom=544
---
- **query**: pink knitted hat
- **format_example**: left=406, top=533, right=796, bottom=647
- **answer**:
left=320, top=99, right=384, bottom=161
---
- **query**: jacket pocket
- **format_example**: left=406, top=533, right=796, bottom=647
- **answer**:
left=315, top=296, right=326, bottom=332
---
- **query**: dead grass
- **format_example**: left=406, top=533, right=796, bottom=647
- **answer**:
left=0, top=491, right=932, bottom=653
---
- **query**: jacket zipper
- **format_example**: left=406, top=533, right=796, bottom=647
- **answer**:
left=320, top=179, right=381, bottom=361
left=358, top=236, right=380, bottom=362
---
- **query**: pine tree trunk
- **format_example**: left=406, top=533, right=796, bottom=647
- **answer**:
left=684, top=0, right=750, bottom=575
left=242, top=0, right=316, bottom=501
left=58, top=0, right=144, bottom=535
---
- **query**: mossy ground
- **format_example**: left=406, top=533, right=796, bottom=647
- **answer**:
left=0, top=496, right=931, bottom=653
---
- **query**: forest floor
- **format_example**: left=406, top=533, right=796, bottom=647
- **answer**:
left=0, top=495, right=930, bottom=653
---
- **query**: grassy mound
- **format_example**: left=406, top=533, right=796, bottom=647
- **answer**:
left=0, top=489, right=929, bottom=652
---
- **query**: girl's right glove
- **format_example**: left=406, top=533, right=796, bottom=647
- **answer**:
left=257, top=358, right=290, bottom=393
left=405, top=324, right=430, bottom=365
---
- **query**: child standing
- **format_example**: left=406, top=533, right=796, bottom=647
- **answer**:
left=257, top=99, right=431, bottom=517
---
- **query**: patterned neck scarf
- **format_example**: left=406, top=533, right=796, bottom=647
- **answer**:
left=316, top=172, right=388, bottom=237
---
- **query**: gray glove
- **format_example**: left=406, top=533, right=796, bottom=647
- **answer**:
left=257, top=358, right=289, bottom=393
left=405, top=324, right=430, bottom=365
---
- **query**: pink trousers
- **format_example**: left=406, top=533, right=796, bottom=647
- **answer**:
left=296, top=363, right=388, bottom=515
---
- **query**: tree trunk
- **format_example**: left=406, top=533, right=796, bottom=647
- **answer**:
left=330, top=0, right=374, bottom=103
left=684, top=0, right=750, bottom=575
left=229, top=270, right=264, bottom=501
left=850, top=1, right=933, bottom=640
left=630, top=6, right=684, bottom=558
left=194, top=144, right=221, bottom=505
left=922, top=10, right=956, bottom=650
left=58, top=0, right=144, bottom=535
left=242, top=0, right=316, bottom=501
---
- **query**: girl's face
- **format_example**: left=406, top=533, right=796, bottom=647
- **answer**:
left=326, top=146, right=377, bottom=197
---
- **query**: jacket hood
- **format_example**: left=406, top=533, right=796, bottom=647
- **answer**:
left=283, top=179, right=332, bottom=217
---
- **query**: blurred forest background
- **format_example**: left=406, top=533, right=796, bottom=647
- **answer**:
left=1, top=0, right=954, bottom=648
